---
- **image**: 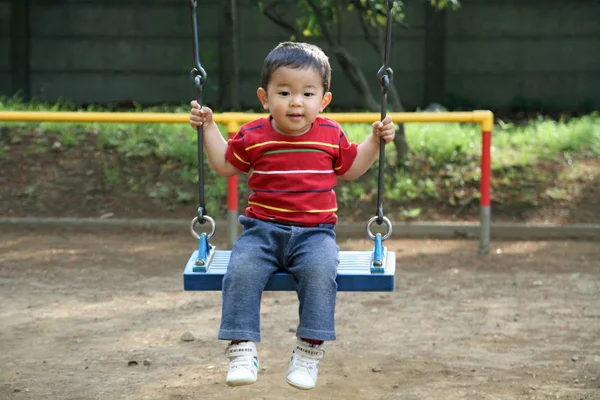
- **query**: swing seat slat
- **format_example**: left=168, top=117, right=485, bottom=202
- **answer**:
left=183, top=249, right=396, bottom=292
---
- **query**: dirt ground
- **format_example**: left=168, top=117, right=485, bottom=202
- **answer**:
left=1, top=226, right=599, bottom=400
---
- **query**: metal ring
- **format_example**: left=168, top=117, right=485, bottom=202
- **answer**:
left=366, top=215, right=392, bottom=241
left=190, top=215, right=216, bottom=241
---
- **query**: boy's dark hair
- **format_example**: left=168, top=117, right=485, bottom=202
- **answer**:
left=261, top=42, right=331, bottom=92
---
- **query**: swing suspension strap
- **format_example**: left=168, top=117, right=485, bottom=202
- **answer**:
left=189, top=0, right=215, bottom=270
left=368, top=0, right=394, bottom=268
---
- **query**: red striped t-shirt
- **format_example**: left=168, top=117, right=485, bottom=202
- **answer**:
left=225, top=116, right=358, bottom=226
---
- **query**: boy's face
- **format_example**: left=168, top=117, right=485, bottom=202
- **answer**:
left=257, top=66, right=332, bottom=136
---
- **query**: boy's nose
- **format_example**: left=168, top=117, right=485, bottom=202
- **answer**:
left=289, top=95, right=302, bottom=106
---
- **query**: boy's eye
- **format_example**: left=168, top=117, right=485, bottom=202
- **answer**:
left=279, top=91, right=290, bottom=96
left=304, top=93, right=315, bottom=97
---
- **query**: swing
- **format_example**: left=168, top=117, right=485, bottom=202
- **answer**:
left=183, top=0, right=396, bottom=292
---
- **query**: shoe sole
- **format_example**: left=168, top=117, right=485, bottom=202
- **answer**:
left=226, top=379, right=256, bottom=387
left=286, top=378, right=314, bottom=390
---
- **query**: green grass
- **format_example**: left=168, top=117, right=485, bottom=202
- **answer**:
left=2, top=97, right=599, bottom=217
left=340, top=114, right=599, bottom=210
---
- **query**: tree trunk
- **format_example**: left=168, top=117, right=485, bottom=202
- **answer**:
left=229, top=0, right=241, bottom=109
left=255, top=0, right=410, bottom=160
left=330, top=46, right=379, bottom=111
left=348, top=0, right=410, bottom=161
left=333, top=46, right=409, bottom=160
left=388, top=83, right=410, bottom=160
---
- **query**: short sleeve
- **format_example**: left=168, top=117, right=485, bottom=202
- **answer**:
left=225, top=131, right=251, bottom=173
left=334, top=130, right=358, bottom=176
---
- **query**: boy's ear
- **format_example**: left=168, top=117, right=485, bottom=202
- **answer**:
left=257, top=88, right=269, bottom=110
left=320, top=92, right=332, bottom=112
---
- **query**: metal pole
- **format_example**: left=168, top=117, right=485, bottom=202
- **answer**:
left=479, top=127, right=492, bottom=254
left=0, top=110, right=492, bottom=125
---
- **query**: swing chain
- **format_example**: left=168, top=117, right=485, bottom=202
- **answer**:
left=376, top=0, right=394, bottom=96
left=189, top=0, right=210, bottom=226
left=190, top=70, right=206, bottom=107
left=366, top=215, right=393, bottom=241
left=372, top=0, right=394, bottom=229
left=191, top=215, right=216, bottom=241
left=189, top=0, right=207, bottom=107
left=376, top=67, right=394, bottom=96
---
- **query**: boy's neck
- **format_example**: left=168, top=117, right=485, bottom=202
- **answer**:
left=270, top=117, right=312, bottom=136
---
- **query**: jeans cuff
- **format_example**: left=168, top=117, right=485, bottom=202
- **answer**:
left=296, top=327, right=336, bottom=341
left=218, top=329, right=261, bottom=342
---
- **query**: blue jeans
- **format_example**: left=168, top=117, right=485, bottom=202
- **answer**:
left=218, top=216, right=339, bottom=342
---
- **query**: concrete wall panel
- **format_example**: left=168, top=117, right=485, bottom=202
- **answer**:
left=0, top=1, right=11, bottom=77
left=1, top=0, right=599, bottom=110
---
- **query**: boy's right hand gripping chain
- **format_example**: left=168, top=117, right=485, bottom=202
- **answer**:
left=188, top=0, right=214, bottom=271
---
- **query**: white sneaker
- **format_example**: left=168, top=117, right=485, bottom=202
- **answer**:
left=225, top=341, right=259, bottom=387
left=286, top=339, right=325, bottom=390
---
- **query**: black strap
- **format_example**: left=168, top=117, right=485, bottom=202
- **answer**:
left=189, top=0, right=208, bottom=222
left=375, top=0, right=394, bottom=225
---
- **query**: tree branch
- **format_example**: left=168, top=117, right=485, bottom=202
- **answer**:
left=304, top=0, right=335, bottom=45
left=351, top=0, right=381, bottom=52
left=336, top=2, right=343, bottom=46
left=261, top=6, right=304, bottom=39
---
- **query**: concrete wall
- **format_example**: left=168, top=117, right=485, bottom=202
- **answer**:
left=446, top=0, right=600, bottom=110
left=0, top=1, right=10, bottom=96
left=1, top=0, right=599, bottom=111
left=29, top=0, right=218, bottom=104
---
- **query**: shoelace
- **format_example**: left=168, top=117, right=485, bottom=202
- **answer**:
left=293, top=354, right=319, bottom=371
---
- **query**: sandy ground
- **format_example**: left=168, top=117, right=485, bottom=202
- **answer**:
left=0, top=226, right=599, bottom=400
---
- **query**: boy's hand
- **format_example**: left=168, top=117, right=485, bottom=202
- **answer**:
left=189, top=100, right=214, bottom=129
left=372, top=116, right=395, bottom=144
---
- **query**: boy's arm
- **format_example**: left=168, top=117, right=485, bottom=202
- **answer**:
left=190, top=101, right=239, bottom=177
left=340, top=116, right=395, bottom=181
left=202, top=121, right=239, bottom=177
left=340, top=135, right=380, bottom=180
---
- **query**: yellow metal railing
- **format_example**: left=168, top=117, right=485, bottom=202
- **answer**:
left=0, top=110, right=494, bottom=253
left=0, top=110, right=494, bottom=131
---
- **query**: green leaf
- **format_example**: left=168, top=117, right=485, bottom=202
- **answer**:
left=402, top=208, right=421, bottom=218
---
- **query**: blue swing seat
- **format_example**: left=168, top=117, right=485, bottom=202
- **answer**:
left=183, top=248, right=396, bottom=292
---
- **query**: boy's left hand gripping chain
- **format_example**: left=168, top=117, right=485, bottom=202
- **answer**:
left=189, top=0, right=207, bottom=222
left=368, top=0, right=394, bottom=271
